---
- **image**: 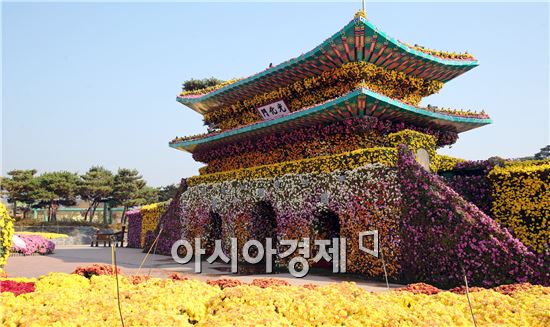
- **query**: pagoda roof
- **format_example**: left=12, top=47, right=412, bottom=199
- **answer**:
left=170, top=88, right=491, bottom=153
left=178, top=15, right=478, bottom=114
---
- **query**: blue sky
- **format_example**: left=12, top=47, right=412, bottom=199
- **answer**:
left=2, top=1, right=549, bottom=186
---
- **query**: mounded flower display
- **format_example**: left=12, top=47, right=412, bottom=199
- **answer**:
left=11, top=234, right=55, bottom=256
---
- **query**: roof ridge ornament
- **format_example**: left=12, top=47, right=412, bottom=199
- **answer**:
left=355, top=0, right=367, bottom=19
left=354, top=10, right=367, bottom=20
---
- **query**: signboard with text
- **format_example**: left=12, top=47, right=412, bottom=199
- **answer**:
left=256, top=100, right=290, bottom=120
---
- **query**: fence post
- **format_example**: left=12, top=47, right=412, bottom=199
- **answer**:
left=103, top=202, right=108, bottom=225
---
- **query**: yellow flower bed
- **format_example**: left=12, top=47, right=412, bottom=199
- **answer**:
left=15, top=232, right=69, bottom=239
left=2, top=273, right=549, bottom=326
left=0, top=203, right=14, bottom=267
left=435, top=154, right=466, bottom=172
left=488, top=159, right=550, bottom=253
left=386, top=129, right=439, bottom=171
left=188, top=130, right=441, bottom=186
left=188, top=147, right=398, bottom=186
left=400, top=41, right=476, bottom=60
left=140, top=202, right=167, bottom=247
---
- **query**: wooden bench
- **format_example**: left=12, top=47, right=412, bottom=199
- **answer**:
left=91, top=226, right=125, bottom=247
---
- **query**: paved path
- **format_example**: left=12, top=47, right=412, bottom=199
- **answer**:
left=5, top=246, right=402, bottom=292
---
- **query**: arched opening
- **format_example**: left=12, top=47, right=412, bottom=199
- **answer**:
left=205, top=211, right=223, bottom=256
left=251, top=200, right=277, bottom=242
left=239, top=200, right=277, bottom=273
left=209, top=212, right=223, bottom=241
left=312, top=207, right=341, bottom=270
left=313, top=207, right=340, bottom=239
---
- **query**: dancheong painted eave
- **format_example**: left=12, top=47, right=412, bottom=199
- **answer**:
left=177, top=14, right=478, bottom=115
left=170, top=88, right=491, bottom=153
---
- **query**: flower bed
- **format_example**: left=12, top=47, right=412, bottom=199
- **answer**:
left=440, top=160, right=495, bottom=215
left=126, top=202, right=170, bottom=249
left=72, top=264, right=120, bottom=279
left=488, top=159, right=550, bottom=253
left=201, top=62, right=444, bottom=130
left=0, top=280, right=35, bottom=296
left=179, top=78, right=241, bottom=97
left=0, top=203, right=14, bottom=267
left=435, top=154, right=465, bottom=172
left=1, top=273, right=549, bottom=326
left=15, top=232, right=68, bottom=239
left=11, top=234, right=55, bottom=256
left=400, top=41, right=476, bottom=60
left=438, top=158, right=549, bottom=253
left=126, top=209, right=142, bottom=248
left=188, top=147, right=397, bottom=186
left=140, top=202, right=168, bottom=248
left=189, top=129, right=437, bottom=186
left=154, top=180, right=187, bottom=255
left=192, top=116, right=457, bottom=174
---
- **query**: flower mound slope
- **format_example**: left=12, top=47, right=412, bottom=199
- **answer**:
left=397, top=147, right=547, bottom=287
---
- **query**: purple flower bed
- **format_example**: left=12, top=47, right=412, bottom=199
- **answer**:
left=193, top=116, right=458, bottom=164
left=126, top=210, right=142, bottom=248
left=440, top=160, right=495, bottom=215
left=397, top=146, right=547, bottom=288
left=12, top=235, right=55, bottom=255
left=154, top=179, right=187, bottom=255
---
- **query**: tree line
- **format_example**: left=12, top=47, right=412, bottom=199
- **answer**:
left=0, top=167, right=178, bottom=223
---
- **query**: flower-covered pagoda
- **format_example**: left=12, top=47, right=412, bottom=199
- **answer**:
left=164, top=10, right=545, bottom=287
left=171, top=11, right=490, bottom=158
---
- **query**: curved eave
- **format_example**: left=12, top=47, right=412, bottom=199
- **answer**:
left=170, top=88, right=491, bottom=153
left=177, top=16, right=478, bottom=114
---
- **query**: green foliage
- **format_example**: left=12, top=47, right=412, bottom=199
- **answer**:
left=33, top=171, right=80, bottom=221
left=136, top=186, right=160, bottom=206
left=79, top=166, right=115, bottom=221
left=0, top=169, right=39, bottom=203
left=0, top=170, right=41, bottom=218
left=158, top=183, right=178, bottom=202
left=2, top=166, right=162, bottom=223
left=182, top=77, right=224, bottom=92
left=112, top=168, right=146, bottom=208
left=36, top=171, right=80, bottom=203
left=79, top=166, right=114, bottom=202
